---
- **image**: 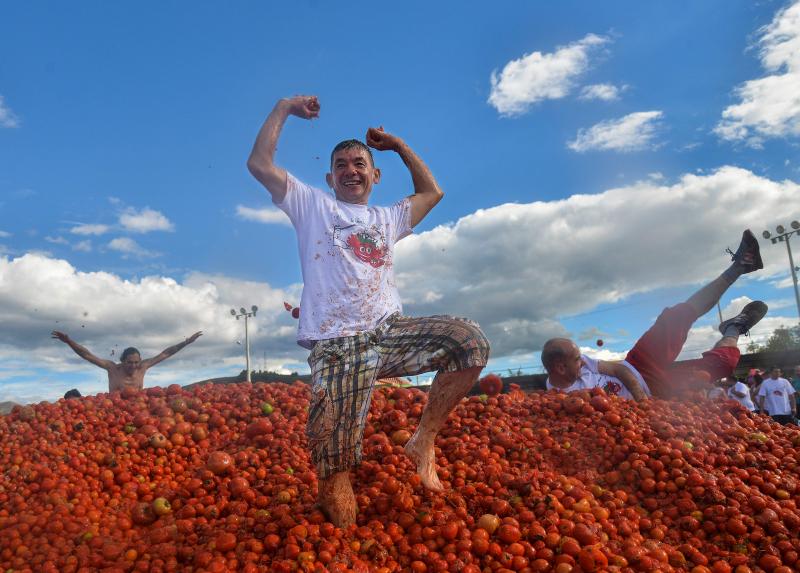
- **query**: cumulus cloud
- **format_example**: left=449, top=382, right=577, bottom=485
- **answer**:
left=0, top=254, right=306, bottom=402
left=3, top=166, right=799, bottom=403
left=236, top=205, right=292, bottom=226
left=107, top=237, right=158, bottom=259
left=45, top=236, right=69, bottom=245
left=394, top=166, right=799, bottom=357
left=715, top=0, right=800, bottom=145
left=488, top=34, right=611, bottom=116
left=0, top=95, right=19, bottom=128
left=119, top=208, right=174, bottom=233
left=579, top=83, right=626, bottom=101
left=70, top=223, right=110, bottom=236
left=0, top=231, right=11, bottom=238
left=567, top=111, right=664, bottom=152
left=73, top=240, right=92, bottom=253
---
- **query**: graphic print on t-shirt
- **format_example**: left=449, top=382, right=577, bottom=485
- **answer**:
left=774, top=390, right=784, bottom=396
left=333, top=224, right=388, bottom=268
left=603, top=380, right=622, bottom=395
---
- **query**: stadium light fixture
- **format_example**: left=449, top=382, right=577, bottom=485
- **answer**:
left=230, top=306, right=258, bottom=382
left=762, top=223, right=800, bottom=324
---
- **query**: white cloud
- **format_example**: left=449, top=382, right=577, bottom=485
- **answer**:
left=70, top=223, right=110, bottom=236
left=0, top=231, right=11, bottom=238
left=579, top=83, right=625, bottom=101
left=394, top=166, right=800, bottom=357
left=488, top=33, right=611, bottom=116
left=568, top=111, right=664, bottom=152
left=715, top=0, right=800, bottom=145
left=0, top=95, right=19, bottom=128
left=107, top=237, right=158, bottom=259
left=2, top=166, right=798, bottom=403
left=0, top=254, right=306, bottom=403
left=73, top=240, right=92, bottom=252
left=235, top=205, right=292, bottom=226
left=45, top=236, right=69, bottom=245
left=119, top=208, right=174, bottom=233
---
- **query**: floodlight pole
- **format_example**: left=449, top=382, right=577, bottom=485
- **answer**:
left=230, top=306, right=258, bottom=382
left=763, top=223, right=800, bottom=325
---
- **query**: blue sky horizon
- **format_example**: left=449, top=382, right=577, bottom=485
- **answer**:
left=2, top=1, right=800, bottom=403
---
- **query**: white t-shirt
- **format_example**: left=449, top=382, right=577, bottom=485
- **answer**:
left=545, top=354, right=652, bottom=401
left=728, top=382, right=755, bottom=410
left=275, top=173, right=412, bottom=348
left=757, top=377, right=795, bottom=416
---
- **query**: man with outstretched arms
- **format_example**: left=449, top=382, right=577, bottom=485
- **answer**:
left=52, top=331, right=202, bottom=393
left=247, top=95, right=490, bottom=527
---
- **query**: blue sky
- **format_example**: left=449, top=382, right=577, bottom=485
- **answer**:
left=2, top=1, right=800, bottom=403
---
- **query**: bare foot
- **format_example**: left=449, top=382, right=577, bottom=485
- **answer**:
left=405, top=431, right=444, bottom=491
left=318, top=472, right=357, bottom=528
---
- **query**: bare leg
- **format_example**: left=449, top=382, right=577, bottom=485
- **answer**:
left=713, top=335, right=738, bottom=349
left=405, top=366, right=482, bottom=491
left=317, top=471, right=356, bottom=529
left=685, top=276, right=733, bottom=317
left=686, top=230, right=762, bottom=317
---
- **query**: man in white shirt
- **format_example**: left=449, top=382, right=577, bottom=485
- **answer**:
left=247, top=96, right=490, bottom=527
left=543, top=230, right=766, bottom=400
left=757, top=367, right=797, bottom=424
left=727, top=377, right=756, bottom=411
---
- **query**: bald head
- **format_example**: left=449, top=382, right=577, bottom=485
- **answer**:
left=541, top=338, right=575, bottom=372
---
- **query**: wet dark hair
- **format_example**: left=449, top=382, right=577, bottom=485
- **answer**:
left=121, top=347, right=141, bottom=362
left=330, top=139, right=374, bottom=168
left=64, top=388, right=82, bottom=400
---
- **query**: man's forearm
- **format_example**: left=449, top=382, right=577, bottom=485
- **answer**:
left=248, top=100, right=291, bottom=178
left=395, top=142, right=443, bottom=202
left=617, top=370, right=647, bottom=401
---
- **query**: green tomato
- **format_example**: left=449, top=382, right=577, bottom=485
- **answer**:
left=152, top=497, right=172, bottom=516
left=260, top=402, right=274, bottom=415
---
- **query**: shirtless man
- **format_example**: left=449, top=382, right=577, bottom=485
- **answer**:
left=51, top=331, right=202, bottom=393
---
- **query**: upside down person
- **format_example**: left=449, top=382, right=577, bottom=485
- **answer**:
left=543, top=230, right=767, bottom=401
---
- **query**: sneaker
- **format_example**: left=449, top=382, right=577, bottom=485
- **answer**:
left=719, top=300, right=768, bottom=336
left=727, top=229, right=763, bottom=273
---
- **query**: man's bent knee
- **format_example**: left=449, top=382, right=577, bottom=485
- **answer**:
left=444, top=317, right=490, bottom=372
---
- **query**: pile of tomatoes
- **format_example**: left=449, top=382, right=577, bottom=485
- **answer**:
left=1, top=381, right=800, bottom=573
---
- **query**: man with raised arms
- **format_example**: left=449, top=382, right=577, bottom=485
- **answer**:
left=542, top=231, right=767, bottom=400
left=247, top=95, right=490, bottom=527
left=52, top=330, right=202, bottom=393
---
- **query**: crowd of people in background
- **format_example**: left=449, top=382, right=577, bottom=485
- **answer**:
left=708, top=365, right=800, bottom=425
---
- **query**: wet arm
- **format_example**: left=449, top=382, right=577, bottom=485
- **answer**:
left=247, top=96, right=319, bottom=203
left=598, top=360, right=647, bottom=401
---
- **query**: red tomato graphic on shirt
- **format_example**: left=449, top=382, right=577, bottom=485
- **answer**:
left=346, top=231, right=387, bottom=268
left=603, top=381, right=622, bottom=395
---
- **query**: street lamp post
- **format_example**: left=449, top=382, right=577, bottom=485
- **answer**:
left=762, top=220, right=800, bottom=324
left=230, top=305, right=258, bottom=382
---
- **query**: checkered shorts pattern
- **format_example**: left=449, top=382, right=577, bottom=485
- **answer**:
left=306, top=313, right=490, bottom=478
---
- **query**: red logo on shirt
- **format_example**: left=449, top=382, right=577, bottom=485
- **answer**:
left=603, top=381, right=622, bottom=395
left=774, top=390, right=784, bottom=397
left=345, top=231, right=387, bottom=268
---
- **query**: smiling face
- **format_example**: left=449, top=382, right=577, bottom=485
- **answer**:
left=326, top=146, right=380, bottom=205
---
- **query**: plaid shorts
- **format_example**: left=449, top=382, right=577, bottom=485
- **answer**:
left=306, top=313, right=490, bottom=479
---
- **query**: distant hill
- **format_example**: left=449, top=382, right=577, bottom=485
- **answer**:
left=0, top=402, right=20, bottom=415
